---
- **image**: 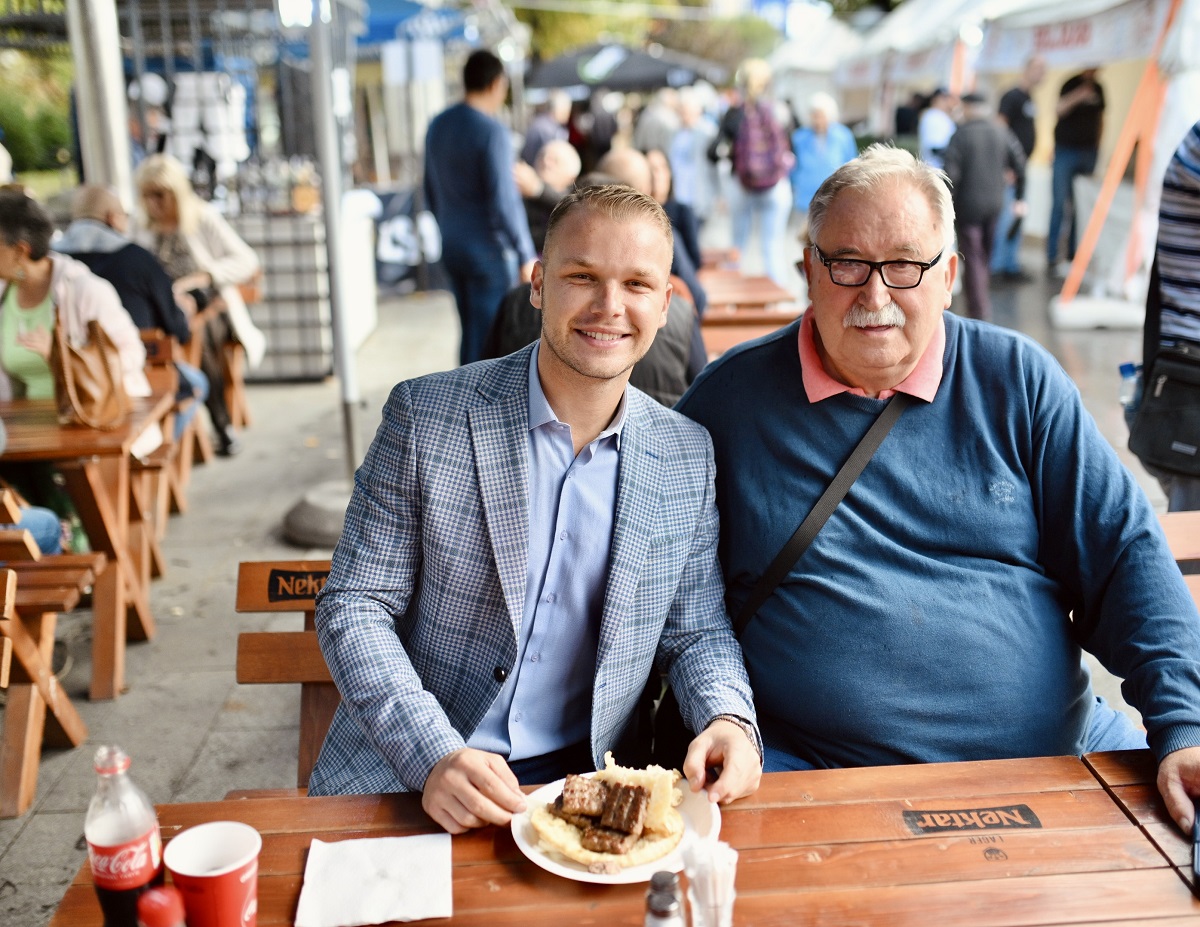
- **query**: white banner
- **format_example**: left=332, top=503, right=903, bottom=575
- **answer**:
left=976, top=0, right=1174, bottom=72
left=886, top=42, right=957, bottom=86
left=835, top=54, right=885, bottom=90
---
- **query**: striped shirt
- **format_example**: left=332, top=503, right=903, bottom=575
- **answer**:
left=1158, top=120, right=1200, bottom=347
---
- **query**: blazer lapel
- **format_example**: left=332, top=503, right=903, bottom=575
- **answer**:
left=596, top=398, right=664, bottom=669
left=469, top=357, right=532, bottom=637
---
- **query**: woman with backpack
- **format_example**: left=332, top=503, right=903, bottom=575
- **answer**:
left=709, top=59, right=794, bottom=285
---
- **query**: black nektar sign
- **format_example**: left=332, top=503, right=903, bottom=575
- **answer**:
left=903, top=805, right=1043, bottom=834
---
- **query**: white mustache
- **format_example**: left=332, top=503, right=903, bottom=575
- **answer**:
left=844, top=302, right=907, bottom=329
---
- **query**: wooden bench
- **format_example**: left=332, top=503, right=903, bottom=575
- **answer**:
left=0, top=568, right=89, bottom=817
left=233, top=560, right=335, bottom=790
left=1159, top=510, right=1200, bottom=566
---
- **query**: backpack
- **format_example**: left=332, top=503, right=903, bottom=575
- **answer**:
left=733, top=101, right=792, bottom=191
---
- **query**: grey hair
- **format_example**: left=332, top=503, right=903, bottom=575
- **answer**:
left=808, top=91, right=839, bottom=123
left=806, top=143, right=955, bottom=254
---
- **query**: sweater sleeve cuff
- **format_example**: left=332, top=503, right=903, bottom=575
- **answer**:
left=1150, top=724, right=1200, bottom=762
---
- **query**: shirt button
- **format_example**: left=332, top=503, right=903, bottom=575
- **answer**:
left=530, top=652, right=540, bottom=663
left=546, top=593, right=556, bottom=604
left=513, top=710, right=523, bottom=722
left=559, top=531, right=568, bottom=540
left=493, top=666, right=508, bottom=683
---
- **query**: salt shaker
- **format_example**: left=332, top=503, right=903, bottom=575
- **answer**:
left=645, top=888, right=685, bottom=927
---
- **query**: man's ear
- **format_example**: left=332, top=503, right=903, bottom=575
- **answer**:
left=942, top=250, right=959, bottom=308
left=802, top=245, right=816, bottom=290
left=530, top=261, right=545, bottom=309
left=659, top=280, right=673, bottom=330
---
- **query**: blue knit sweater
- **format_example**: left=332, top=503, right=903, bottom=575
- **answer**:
left=678, top=312, right=1200, bottom=767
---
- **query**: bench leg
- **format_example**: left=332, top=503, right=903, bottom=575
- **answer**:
left=0, top=611, right=88, bottom=818
left=223, top=341, right=251, bottom=430
left=88, top=561, right=124, bottom=701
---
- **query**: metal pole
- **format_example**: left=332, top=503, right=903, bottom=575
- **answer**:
left=310, top=0, right=363, bottom=479
left=66, top=0, right=132, bottom=203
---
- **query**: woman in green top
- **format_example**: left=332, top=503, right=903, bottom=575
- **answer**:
left=0, top=188, right=154, bottom=550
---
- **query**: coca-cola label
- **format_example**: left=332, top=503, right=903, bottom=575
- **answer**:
left=87, top=829, right=163, bottom=890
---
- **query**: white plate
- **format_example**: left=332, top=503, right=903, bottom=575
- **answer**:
left=511, top=773, right=721, bottom=884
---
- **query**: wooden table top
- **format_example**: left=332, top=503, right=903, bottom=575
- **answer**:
left=50, top=751, right=1200, bottom=926
left=0, top=390, right=174, bottom=462
left=698, top=271, right=796, bottom=312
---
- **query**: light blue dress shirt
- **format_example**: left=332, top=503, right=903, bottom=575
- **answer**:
left=469, top=343, right=626, bottom=760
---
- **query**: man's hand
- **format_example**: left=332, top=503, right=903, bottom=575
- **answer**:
left=1157, top=746, right=1200, bottom=833
left=682, top=719, right=762, bottom=806
left=421, top=747, right=527, bottom=834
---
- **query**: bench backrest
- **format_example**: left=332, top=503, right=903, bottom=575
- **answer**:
left=1159, top=511, right=1200, bottom=565
left=234, top=560, right=335, bottom=789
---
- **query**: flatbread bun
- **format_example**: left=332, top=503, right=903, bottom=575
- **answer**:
left=528, top=753, right=684, bottom=870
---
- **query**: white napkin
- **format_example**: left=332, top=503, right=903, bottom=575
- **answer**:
left=294, top=834, right=453, bottom=927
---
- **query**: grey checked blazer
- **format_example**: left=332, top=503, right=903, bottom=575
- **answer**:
left=307, top=345, right=756, bottom=795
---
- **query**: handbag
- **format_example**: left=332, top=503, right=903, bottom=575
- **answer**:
left=1128, top=343, right=1200, bottom=477
left=49, top=305, right=131, bottom=430
left=631, top=393, right=915, bottom=769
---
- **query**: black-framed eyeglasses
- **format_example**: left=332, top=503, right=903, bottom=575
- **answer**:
left=805, top=245, right=944, bottom=289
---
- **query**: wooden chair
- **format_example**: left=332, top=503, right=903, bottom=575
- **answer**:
left=233, top=559, right=335, bottom=791
left=1159, top=511, right=1200, bottom=566
left=0, top=568, right=89, bottom=817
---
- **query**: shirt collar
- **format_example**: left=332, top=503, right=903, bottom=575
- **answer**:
left=527, top=341, right=627, bottom=448
left=798, top=308, right=945, bottom=403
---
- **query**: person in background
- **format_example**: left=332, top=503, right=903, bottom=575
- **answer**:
left=0, top=188, right=157, bottom=548
left=991, top=56, right=1045, bottom=281
left=712, top=59, right=793, bottom=285
left=633, top=88, right=681, bottom=158
left=647, top=148, right=703, bottom=276
left=0, top=129, right=12, bottom=184
left=513, top=139, right=581, bottom=255
left=308, top=185, right=761, bottom=829
left=521, top=90, right=572, bottom=167
left=132, top=154, right=264, bottom=456
left=668, top=87, right=719, bottom=227
left=1048, top=67, right=1105, bottom=276
left=424, top=49, right=537, bottom=367
left=942, top=92, right=1025, bottom=322
left=894, top=91, right=925, bottom=138
left=1132, top=119, right=1200, bottom=514
left=789, top=92, right=858, bottom=231
left=917, top=87, right=958, bottom=169
left=57, top=184, right=209, bottom=443
left=677, top=145, right=1200, bottom=840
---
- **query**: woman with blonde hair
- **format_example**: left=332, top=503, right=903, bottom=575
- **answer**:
left=133, top=153, right=264, bottom=455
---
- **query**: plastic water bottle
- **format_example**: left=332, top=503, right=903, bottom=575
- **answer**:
left=1118, top=362, right=1141, bottom=408
left=85, top=746, right=164, bottom=927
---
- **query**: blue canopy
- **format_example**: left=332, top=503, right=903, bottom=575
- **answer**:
left=357, top=0, right=466, bottom=48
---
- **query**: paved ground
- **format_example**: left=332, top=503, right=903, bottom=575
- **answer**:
left=0, top=227, right=1158, bottom=925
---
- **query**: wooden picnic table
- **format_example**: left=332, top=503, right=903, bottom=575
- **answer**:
left=0, top=386, right=174, bottom=699
left=698, top=270, right=795, bottom=312
left=49, top=750, right=1200, bottom=926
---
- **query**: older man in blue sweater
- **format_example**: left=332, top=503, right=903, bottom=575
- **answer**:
left=677, top=145, right=1200, bottom=836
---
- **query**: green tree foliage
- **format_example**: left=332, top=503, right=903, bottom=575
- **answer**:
left=0, top=48, right=75, bottom=171
left=517, top=8, right=650, bottom=61
left=651, top=12, right=782, bottom=79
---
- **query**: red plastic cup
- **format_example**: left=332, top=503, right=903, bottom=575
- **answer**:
left=164, top=821, right=261, bottom=927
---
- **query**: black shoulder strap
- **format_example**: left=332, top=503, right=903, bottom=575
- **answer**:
left=731, top=392, right=916, bottom=638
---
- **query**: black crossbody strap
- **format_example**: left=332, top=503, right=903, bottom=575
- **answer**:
left=732, top=391, right=915, bottom=638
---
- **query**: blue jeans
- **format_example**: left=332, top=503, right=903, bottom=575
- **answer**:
left=762, top=695, right=1147, bottom=773
left=990, top=183, right=1022, bottom=275
left=732, top=183, right=789, bottom=286
left=174, top=361, right=209, bottom=443
left=444, top=248, right=519, bottom=367
left=5, top=506, right=63, bottom=555
left=1047, top=146, right=1098, bottom=263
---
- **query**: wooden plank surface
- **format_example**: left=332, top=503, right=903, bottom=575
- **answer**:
left=235, top=559, right=330, bottom=612
left=235, top=631, right=332, bottom=684
left=49, top=757, right=1200, bottom=927
left=1084, top=749, right=1159, bottom=789
left=1160, top=511, right=1200, bottom=563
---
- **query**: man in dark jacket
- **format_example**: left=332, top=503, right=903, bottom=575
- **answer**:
left=942, top=93, right=1025, bottom=322
left=57, top=184, right=209, bottom=440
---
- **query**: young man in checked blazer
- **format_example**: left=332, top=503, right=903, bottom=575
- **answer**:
left=308, top=185, right=762, bottom=834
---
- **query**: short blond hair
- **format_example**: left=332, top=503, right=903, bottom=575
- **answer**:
left=543, top=184, right=672, bottom=259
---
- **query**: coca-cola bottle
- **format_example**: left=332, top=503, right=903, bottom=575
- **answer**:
left=85, top=745, right=165, bottom=927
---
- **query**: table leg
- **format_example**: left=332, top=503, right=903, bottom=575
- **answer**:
left=59, top=457, right=155, bottom=702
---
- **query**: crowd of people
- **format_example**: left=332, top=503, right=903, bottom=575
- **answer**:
left=0, top=152, right=264, bottom=554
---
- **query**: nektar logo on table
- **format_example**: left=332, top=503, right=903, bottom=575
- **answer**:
left=903, top=804, right=1043, bottom=834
